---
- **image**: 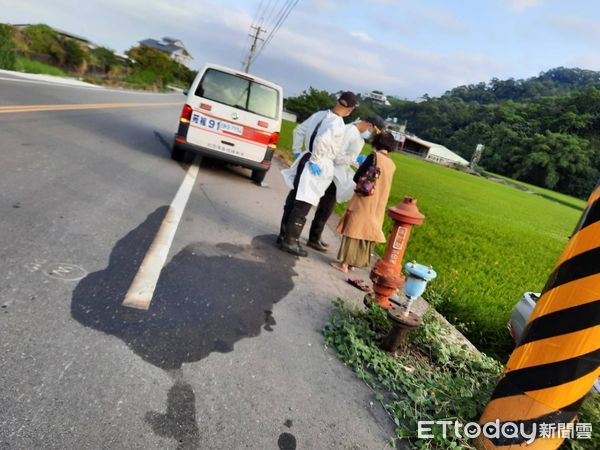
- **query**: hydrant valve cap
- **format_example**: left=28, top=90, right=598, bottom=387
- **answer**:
left=388, top=198, right=425, bottom=225
left=404, top=262, right=437, bottom=281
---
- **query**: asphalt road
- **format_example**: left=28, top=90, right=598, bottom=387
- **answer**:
left=0, top=72, right=397, bottom=449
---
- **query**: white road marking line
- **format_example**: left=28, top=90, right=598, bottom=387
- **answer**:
left=122, top=158, right=200, bottom=310
left=0, top=75, right=101, bottom=89
left=0, top=74, right=180, bottom=95
left=0, top=102, right=181, bottom=114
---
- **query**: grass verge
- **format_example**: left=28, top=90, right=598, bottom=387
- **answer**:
left=323, top=299, right=502, bottom=448
left=14, top=56, right=67, bottom=77
left=324, top=299, right=599, bottom=448
left=565, top=396, right=600, bottom=449
left=275, top=119, right=296, bottom=164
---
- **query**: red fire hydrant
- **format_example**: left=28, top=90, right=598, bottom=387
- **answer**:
left=369, top=197, right=425, bottom=309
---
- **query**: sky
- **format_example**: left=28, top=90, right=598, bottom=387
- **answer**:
left=3, top=0, right=600, bottom=99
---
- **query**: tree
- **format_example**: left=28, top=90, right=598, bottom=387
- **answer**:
left=346, top=102, right=375, bottom=123
left=89, top=46, right=118, bottom=73
left=267, top=69, right=600, bottom=198
left=125, top=46, right=179, bottom=87
left=509, top=131, right=593, bottom=193
left=0, top=24, right=16, bottom=70
left=284, top=87, right=334, bottom=121
left=61, top=38, right=85, bottom=69
left=127, top=46, right=174, bottom=75
left=21, top=24, right=65, bottom=65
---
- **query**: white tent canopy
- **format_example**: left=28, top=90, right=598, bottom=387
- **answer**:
left=426, top=144, right=469, bottom=166
left=398, top=134, right=470, bottom=166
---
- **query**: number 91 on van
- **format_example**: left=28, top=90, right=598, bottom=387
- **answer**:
left=172, top=63, right=283, bottom=185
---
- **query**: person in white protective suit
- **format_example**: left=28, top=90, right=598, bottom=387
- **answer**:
left=278, top=91, right=359, bottom=257
left=303, top=115, right=386, bottom=252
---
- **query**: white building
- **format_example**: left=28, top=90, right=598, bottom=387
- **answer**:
left=363, top=90, right=390, bottom=105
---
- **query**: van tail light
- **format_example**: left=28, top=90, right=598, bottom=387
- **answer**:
left=180, top=104, right=193, bottom=123
left=268, top=132, right=279, bottom=148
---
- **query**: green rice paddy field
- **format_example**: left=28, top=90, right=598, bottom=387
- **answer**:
left=383, top=153, right=584, bottom=358
left=277, top=119, right=587, bottom=359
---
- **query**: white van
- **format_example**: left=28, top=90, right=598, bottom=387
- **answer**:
left=173, top=64, right=283, bottom=184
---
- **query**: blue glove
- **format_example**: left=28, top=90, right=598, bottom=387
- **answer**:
left=356, top=155, right=367, bottom=164
left=294, top=152, right=301, bottom=160
left=308, top=161, right=321, bottom=176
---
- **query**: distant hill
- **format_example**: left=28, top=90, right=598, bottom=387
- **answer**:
left=372, top=67, right=600, bottom=199
left=443, top=67, right=600, bottom=103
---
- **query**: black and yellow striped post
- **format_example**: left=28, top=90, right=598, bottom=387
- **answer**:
left=476, top=183, right=600, bottom=449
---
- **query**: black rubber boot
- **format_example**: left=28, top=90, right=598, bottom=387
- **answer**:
left=276, top=218, right=287, bottom=247
left=308, top=182, right=335, bottom=250
left=280, top=217, right=308, bottom=257
left=307, top=239, right=328, bottom=252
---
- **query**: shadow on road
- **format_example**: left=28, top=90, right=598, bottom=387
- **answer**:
left=145, top=380, right=200, bottom=450
left=70, top=207, right=298, bottom=445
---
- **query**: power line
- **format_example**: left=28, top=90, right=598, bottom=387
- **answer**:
left=241, top=0, right=267, bottom=69
left=252, top=0, right=266, bottom=25
left=257, top=0, right=299, bottom=61
left=263, top=0, right=293, bottom=39
left=242, top=0, right=299, bottom=70
left=257, top=0, right=276, bottom=29
left=261, top=0, right=278, bottom=30
left=252, top=0, right=299, bottom=64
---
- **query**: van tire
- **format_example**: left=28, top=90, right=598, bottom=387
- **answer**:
left=171, top=144, right=186, bottom=161
left=251, top=169, right=267, bottom=184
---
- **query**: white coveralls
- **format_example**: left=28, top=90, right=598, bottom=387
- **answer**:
left=333, top=123, right=365, bottom=203
left=281, top=110, right=345, bottom=206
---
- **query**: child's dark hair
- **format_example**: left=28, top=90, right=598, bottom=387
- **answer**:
left=373, top=131, right=396, bottom=152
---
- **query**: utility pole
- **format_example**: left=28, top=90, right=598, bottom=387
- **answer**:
left=243, top=25, right=266, bottom=73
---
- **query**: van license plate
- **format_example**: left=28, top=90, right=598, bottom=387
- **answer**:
left=218, top=121, right=243, bottom=135
left=191, top=113, right=243, bottom=135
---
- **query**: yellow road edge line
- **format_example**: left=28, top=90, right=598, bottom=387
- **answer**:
left=122, top=158, right=200, bottom=310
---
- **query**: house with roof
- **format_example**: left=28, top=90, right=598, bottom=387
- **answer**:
left=395, top=133, right=469, bottom=167
left=139, top=37, right=193, bottom=67
left=12, top=24, right=96, bottom=49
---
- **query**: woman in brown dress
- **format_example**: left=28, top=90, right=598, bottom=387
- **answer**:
left=331, top=131, right=397, bottom=272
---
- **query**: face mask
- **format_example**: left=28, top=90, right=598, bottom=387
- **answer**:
left=360, top=130, right=373, bottom=140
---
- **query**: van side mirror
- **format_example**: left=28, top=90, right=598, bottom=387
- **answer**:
left=183, top=88, right=189, bottom=96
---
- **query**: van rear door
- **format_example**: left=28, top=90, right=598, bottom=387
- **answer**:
left=186, top=68, right=281, bottom=163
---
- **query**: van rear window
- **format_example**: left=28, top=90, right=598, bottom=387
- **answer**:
left=196, top=69, right=279, bottom=119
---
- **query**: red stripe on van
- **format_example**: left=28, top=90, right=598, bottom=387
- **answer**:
left=238, top=128, right=270, bottom=145
left=193, top=109, right=274, bottom=135
left=188, top=124, right=267, bottom=148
